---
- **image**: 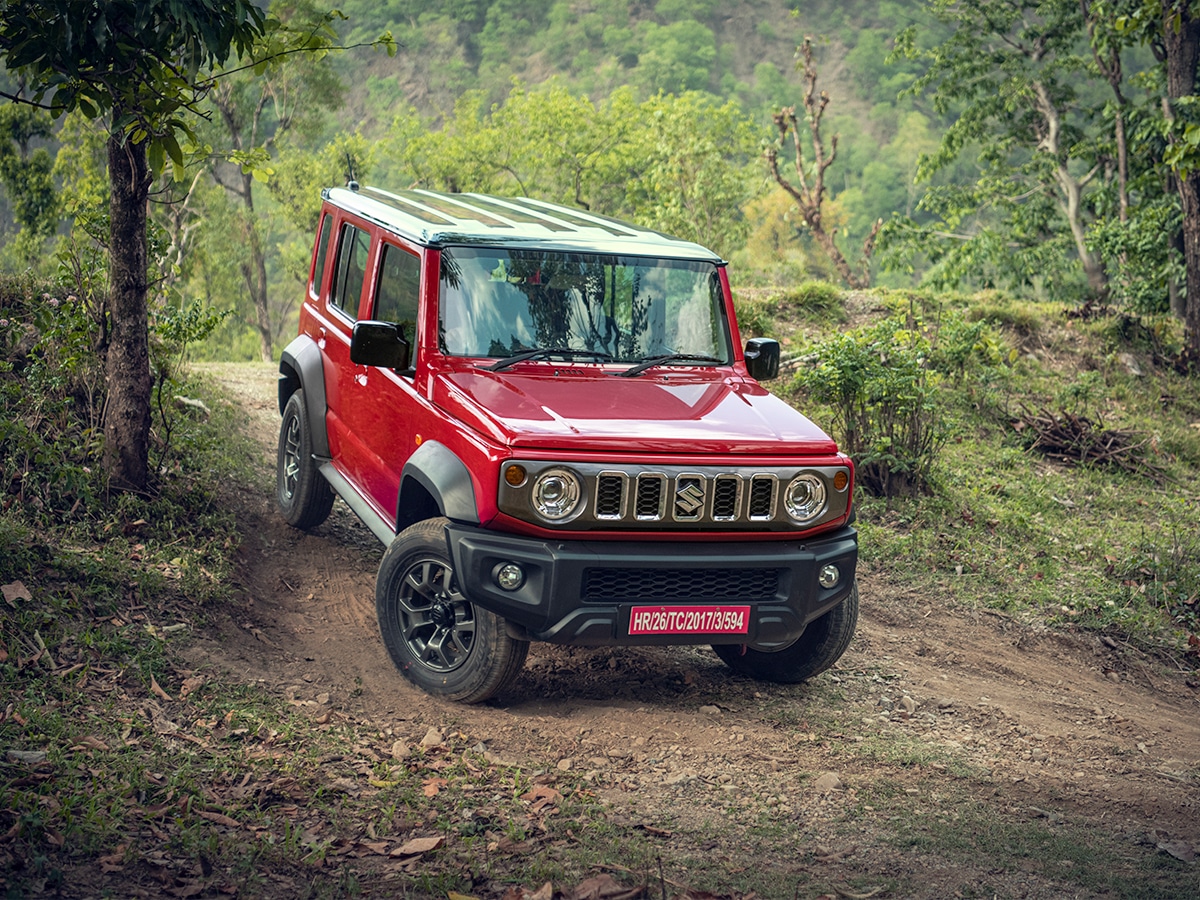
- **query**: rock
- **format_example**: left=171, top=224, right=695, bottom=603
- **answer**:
left=1117, top=352, right=1143, bottom=376
left=812, top=771, right=842, bottom=794
left=6, top=750, right=47, bottom=765
left=391, top=741, right=411, bottom=760
left=557, top=758, right=573, bottom=771
left=901, top=695, right=917, bottom=714
left=419, top=727, right=444, bottom=748
left=664, top=771, right=695, bottom=785
left=316, top=692, right=331, bottom=706
left=698, top=705, right=721, bottom=715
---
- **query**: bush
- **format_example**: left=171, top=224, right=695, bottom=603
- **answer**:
left=792, top=316, right=944, bottom=499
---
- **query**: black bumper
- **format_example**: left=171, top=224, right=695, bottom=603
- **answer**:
left=444, top=523, right=858, bottom=647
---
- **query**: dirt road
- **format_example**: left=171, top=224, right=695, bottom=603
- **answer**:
left=198, top=362, right=1200, bottom=898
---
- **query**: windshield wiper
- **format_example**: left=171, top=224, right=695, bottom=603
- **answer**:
left=617, top=353, right=724, bottom=378
left=484, top=347, right=614, bottom=372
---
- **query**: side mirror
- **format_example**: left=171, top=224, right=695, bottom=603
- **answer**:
left=744, top=337, right=780, bottom=381
left=351, top=320, right=411, bottom=371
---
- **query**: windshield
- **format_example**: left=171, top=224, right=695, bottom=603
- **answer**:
left=438, top=247, right=732, bottom=364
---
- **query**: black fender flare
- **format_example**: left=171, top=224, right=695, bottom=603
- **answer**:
left=278, top=335, right=330, bottom=458
left=397, top=441, right=480, bottom=530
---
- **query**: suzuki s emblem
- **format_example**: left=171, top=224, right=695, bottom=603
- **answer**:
left=675, top=481, right=705, bottom=516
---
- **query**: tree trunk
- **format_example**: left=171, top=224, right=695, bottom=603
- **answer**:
left=1162, top=1, right=1200, bottom=354
left=104, top=131, right=153, bottom=491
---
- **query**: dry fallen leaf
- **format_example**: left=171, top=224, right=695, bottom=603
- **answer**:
left=196, top=810, right=241, bottom=829
left=73, top=735, right=110, bottom=752
left=390, top=835, right=443, bottom=858
left=179, top=676, right=205, bottom=701
left=150, top=675, right=173, bottom=702
left=2, top=581, right=32, bottom=607
left=422, top=777, right=448, bottom=797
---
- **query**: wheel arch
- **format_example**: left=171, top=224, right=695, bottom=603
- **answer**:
left=278, top=335, right=330, bottom=458
left=396, top=441, right=480, bottom=532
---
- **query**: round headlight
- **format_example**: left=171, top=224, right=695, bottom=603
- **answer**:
left=531, top=468, right=582, bottom=522
left=784, top=473, right=827, bottom=523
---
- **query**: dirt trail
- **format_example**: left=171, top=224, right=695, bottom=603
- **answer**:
left=197, top=362, right=1200, bottom=897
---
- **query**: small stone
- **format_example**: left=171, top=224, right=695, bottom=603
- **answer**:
left=391, top=741, right=411, bottom=761
left=901, top=695, right=917, bottom=714
left=6, top=750, right=47, bottom=765
left=1107, top=671, right=1121, bottom=683
left=937, top=699, right=954, bottom=709
left=879, top=696, right=894, bottom=711
left=664, top=771, right=695, bottom=785
left=419, top=727, right=444, bottom=748
left=698, top=705, right=721, bottom=715
left=812, top=771, right=842, bottom=794
left=1032, top=749, right=1049, bottom=762
left=557, top=758, right=573, bottom=771
left=316, top=692, right=331, bottom=706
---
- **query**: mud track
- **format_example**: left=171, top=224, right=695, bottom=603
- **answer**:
left=198, top=362, right=1200, bottom=898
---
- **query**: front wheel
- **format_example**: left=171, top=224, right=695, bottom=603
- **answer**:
left=376, top=518, right=529, bottom=703
left=276, top=389, right=334, bottom=529
left=713, top=581, right=859, bottom=683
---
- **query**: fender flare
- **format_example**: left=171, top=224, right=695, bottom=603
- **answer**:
left=278, top=335, right=330, bottom=458
left=397, top=440, right=480, bottom=529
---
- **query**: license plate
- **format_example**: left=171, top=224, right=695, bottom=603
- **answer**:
left=628, top=605, right=750, bottom=636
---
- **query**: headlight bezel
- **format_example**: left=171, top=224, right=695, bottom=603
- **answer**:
left=530, top=467, right=584, bottom=523
left=783, top=472, right=828, bottom=524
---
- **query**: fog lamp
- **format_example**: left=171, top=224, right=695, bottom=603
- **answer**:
left=495, top=563, right=525, bottom=591
left=818, top=564, right=840, bottom=589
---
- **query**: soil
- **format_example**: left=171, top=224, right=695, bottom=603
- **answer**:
left=195, top=362, right=1200, bottom=898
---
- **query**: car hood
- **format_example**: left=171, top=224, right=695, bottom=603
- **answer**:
left=433, top=366, right=839, bottom=456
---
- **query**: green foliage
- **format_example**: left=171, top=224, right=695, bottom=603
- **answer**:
left=792, top=314, right=945, bottom=498
left=0, top=105, right=59, bottom=270
left=390, top=82, right=757, bottom=257
left=1088, top=196, right=1184, bottom=315
left=0, top=277, right=104, bottom=519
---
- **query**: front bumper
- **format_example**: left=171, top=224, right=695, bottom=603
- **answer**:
left=444, top=523, right=858, bottom=647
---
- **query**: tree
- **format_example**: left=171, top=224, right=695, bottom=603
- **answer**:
left=204, top=0, right=345, bottom=361
left=0, top=1, right=270, bottom=491
left=766, top=38, right=881, bottom=289
left=890, top=0, right=1109, bottom=296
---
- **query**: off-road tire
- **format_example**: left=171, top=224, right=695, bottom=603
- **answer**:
left=713, top=580, right=859, bottom=683
left=276, top=389, right=335, bottom=530
left=376, top=518, right=529, bottom=703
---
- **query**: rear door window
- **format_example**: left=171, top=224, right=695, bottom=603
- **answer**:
left=330, top=223, right=371, bottom=318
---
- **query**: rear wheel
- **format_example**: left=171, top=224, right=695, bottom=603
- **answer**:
left=713, top=581, right=858, bottom=683
left=376, top=518, right=529, bottom=703
left=276, top=389, right=334, bottom=529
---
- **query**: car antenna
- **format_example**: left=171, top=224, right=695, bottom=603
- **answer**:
left=345, top=153, right=359, bottom=192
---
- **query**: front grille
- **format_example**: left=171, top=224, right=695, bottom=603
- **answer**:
left=583, top=567, right=782, bottom=603
left=596, top=473, right=624, bottom=518
left=712, top=475, right=740, bottom=519
left=635, top=474, right=665, bottom=519
left=748, top=476, right=776, bottom=518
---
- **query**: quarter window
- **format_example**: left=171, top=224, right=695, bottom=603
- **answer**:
left=330, top=224, right=370, bottom=318
left=310, top=213, right=332, bottom=299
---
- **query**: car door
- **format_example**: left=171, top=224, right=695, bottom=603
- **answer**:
left=342, top=238, right=424, bottom=523
left=319, top=218, right=375, bottom=495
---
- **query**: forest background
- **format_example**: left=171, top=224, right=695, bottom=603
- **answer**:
left=0, top=0, right=1196, bottom=363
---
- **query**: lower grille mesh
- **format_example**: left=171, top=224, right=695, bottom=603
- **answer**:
left=582, top=567, right=782, bottom=603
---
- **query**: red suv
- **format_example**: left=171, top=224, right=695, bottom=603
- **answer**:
left=277, top=186, right=858, bottom=702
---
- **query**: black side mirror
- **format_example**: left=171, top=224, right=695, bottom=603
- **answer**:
left=351, top=320, right=411, bottom=371
left=744, top=337, right=780, bottom=381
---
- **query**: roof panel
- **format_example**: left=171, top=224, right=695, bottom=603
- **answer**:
left=325, top=186, right=721, bottom=262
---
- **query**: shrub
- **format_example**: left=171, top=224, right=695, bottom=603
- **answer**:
left=792, top=316, right=944, bottom=499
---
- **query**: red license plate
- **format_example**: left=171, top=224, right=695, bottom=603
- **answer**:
left=628, top=605, right=750, bottom=636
